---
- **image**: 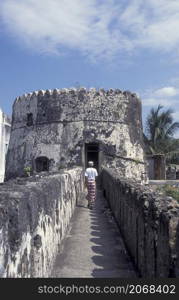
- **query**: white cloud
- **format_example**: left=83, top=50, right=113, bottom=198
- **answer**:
left=154, top=87, right=178, bottom=98
left=119, top=0, right=179, bottom=52
left=0, top=0, right=126, bottom=59
left=1, top=0, right=179, bottom=59
left=142, top=85, right=179, bottom=107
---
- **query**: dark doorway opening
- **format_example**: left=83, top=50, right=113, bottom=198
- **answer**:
left=85, top=143, right=99, bottom=171
left=35, top=156, right=49, bottom=172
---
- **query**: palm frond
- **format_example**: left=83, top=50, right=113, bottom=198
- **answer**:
left=144, top=105, right=179, bottom=157
left=166, top=122, right=179, bottom=136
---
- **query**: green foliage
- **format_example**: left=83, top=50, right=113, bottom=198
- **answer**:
left=24, top=166, right=32, bottom=176
left=144, top=105, right=179, bottom=161
left=157, top=184, right=179, bottom=202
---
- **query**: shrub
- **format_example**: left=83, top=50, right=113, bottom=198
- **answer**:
left=24, top=166, right=32, bottom=177
left=157, top=184, right=179, bottom=202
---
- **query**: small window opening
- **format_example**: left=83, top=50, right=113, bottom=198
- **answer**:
left=27, top=113, right=33, bottom=126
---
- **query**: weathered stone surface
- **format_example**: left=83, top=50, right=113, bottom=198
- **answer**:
left=0, top=168, right=84, bottom=277
left=5, top=88, right=147, bottom=181
left=0, top=109, right=11, bottom=182
left=101, top=168, right=179, bottom=277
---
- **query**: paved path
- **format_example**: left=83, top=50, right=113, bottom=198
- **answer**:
left=52, top=190, right=137, bottom=278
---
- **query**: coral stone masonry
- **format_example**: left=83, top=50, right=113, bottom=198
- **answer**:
left=5, top=88, right=147, bottom=181
left=0, top=168, right=84, bottom=277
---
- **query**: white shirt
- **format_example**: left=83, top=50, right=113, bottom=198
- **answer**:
left=85, top=167, right=98, bottom=180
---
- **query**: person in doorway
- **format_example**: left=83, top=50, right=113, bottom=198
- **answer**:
left=85, top=161, right=98, bottom=209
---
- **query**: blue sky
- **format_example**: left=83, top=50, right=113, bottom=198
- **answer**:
left=1, top=0, right=179, bottom=136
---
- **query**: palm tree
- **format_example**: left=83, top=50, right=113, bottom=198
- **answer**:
left=144, top=105, right=179, bottom=158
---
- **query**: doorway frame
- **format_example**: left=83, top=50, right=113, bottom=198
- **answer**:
left=85, top=143, right=99, bottom=171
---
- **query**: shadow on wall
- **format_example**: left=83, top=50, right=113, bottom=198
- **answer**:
left=89, top=193, right=138, bottom=278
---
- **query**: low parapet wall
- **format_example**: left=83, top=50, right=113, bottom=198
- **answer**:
left=101, top=168, right=179, bottom=277
left=0, top=168, right=84, bottom=277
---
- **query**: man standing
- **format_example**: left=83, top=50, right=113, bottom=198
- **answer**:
left=85, top=161, right=98, bottom=209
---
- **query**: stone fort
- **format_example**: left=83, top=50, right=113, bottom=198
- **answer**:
left=6, top=88, right=146, bottom=181
left=1, top=88, right=179, bottom=278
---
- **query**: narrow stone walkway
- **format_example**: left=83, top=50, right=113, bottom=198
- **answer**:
left=51, top=190, right=137, bottom=278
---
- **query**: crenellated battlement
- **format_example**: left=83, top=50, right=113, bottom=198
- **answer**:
left=11, top=87, right=141, bottom=129
left=14, top=88, right=140, bottom=104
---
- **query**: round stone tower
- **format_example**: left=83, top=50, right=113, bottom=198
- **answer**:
left=5, top=88, right=147, bottom=181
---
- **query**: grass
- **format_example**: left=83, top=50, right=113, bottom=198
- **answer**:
left=157, top=184, right=179, bottom=202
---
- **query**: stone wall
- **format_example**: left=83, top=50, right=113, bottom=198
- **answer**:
left=101, top=168, right=179, bottom=277
left=0, top=168, right=83, bottom=277
left=6, top=88, right=146, bottom=182
left=0, top=108, right=11, bottom=182
left=165, top=165, right=179, bottom=180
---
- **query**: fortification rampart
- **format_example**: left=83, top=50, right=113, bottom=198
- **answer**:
left=6, top=88, right=147, bottom=181
left=0, top=168, right=83, bottom=277
left=101, top=168, right=179, bottom=277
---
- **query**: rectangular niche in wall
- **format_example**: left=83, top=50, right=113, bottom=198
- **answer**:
left=27, top=113, right=33, bottom=126
left=35, top=156, right=49, bottom=172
